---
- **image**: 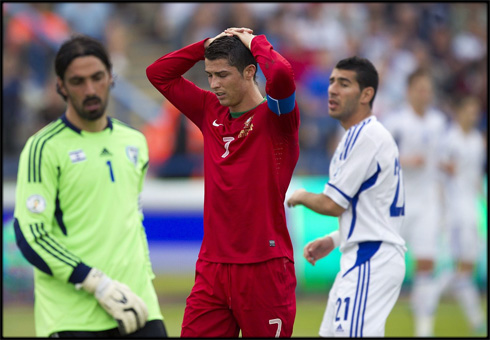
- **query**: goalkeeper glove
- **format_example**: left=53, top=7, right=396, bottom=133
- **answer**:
left=77, top=268, right=148, bottom=335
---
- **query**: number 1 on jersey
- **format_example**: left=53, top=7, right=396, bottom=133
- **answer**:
left=106, top=160, right=115, bottom=182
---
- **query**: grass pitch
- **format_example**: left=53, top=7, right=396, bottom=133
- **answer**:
left=3, top=273, right=487, bottom=337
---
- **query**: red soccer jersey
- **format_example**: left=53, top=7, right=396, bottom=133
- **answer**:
left=147, top=35, right=300, bottom=263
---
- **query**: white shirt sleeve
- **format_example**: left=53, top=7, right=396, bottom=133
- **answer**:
left=324, top=125, right=378, bottom=209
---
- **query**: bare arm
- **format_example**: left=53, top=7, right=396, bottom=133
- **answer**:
left=303, top=235, right=336, bottom=266
left=287, top=188, right=345, bottom=217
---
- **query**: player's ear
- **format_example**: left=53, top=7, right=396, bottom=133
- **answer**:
left=243, top=64, right=256, bottom=81
left=56, top=77, right=68, bottom=100
left=360, top=87, right=374, bottom=106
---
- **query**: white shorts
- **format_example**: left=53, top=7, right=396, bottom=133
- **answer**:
left=401, top=195, right=441, bottom=260
left=319, top=242, right=405, bottom=337
left=447, top=218, right=481, bottom=263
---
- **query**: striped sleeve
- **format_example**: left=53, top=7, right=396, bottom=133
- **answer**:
left=13, top=123, right=91, bottom=284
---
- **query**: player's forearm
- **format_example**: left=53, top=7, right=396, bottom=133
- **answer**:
left=14, top=217, right=93, bottom=283
left=252, top=35, right=296, bottom=100
left=289, top=190, right=344, bottom=217
left=146, top=39, right=206, bottom=89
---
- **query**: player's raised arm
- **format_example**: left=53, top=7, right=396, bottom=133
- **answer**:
left=226, top=27, right=297, bottom=117
left=146, top=37, right=220, bottom=129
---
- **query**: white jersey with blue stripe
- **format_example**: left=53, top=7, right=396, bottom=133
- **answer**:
left=323, top=115, right=406, bottom=253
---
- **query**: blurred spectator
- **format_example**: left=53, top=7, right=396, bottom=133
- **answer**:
left=153, top=3, right=200, bottom=46
left=222, top=3, right=261, bottom=35
left=294, top=3, right=349, bottom=61
left=3, top=3, right=70, bottom=158
left=295, top=49, right=338, bottom=175
left=5, top=3, right=69, bottom=87
left=104, top=17, right=130, bottom=76
left=36, top=73, right=66, bottom=127
left=54, top=3, right=113, bottom=42
left=142, top=100, right=204, bottom=178
left=180, top=3, right=223, bottom=47
left=55, top=3, right=130, bottom=76
left=3, top=48, right=22, bottom=155
left=2, top=2, right=487, bottom=179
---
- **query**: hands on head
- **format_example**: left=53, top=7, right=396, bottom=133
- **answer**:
left=205, top=27, right=255, bottom=49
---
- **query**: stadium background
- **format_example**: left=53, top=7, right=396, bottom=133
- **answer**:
left=3, top=3, right=487, bottom=337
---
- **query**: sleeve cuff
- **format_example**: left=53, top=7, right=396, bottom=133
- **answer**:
left=68, top=262, right=92, bottom=284
left=324, top=183, right=351, bottom=209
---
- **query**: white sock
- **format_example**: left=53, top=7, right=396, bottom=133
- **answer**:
left=452, top=272, right=484, bottom=330
left=411, top=272, right=440, bottom=336
left=414, top=315, right=435, bottom=337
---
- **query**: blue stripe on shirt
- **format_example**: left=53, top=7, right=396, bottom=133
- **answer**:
left=327, top=183, right=353, bottom=203
left=347, top=162, right=381, bottom=239
left=342, top=118, right=371, bottom=160
left=14, top=218, right=52, bottom=275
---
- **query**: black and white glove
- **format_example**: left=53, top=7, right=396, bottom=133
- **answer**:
left=77, top=268, right=148, bottom=334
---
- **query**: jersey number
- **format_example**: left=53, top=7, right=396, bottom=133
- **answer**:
left=269, top=318, right=282, bottom=338
left=221, top=137, right=235, bottom=158
left=106, top=160, right=115, bottom=182
left=390, top=157, right=404, bottom=216
left=335, top=297, right=350, bottom=321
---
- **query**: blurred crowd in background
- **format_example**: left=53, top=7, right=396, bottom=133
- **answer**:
left=3, top=2, right=488, bottom=178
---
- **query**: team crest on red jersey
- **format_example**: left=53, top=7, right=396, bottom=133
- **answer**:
left=238, top=115, right=254, bottom=138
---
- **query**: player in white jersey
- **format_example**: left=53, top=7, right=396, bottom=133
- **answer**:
left=440, top=96, right=486, bottom=334
left=382, top=68, right=448, bottom=337
left=288, top=56, right=406, bottom=337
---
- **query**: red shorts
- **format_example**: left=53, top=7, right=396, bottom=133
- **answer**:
left=181, top=257, right=296, bottom=337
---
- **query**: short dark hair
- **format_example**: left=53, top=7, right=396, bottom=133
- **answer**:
left=335, top=56, right=378, bottom=108
left=205, top=35, right=257, bottom=81
left=55, top=34, right=112, bottom=100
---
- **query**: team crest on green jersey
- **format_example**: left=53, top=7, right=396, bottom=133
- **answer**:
left=126, top=146, right=139, bottom=166
left=26, top=194, right=46, bottom=213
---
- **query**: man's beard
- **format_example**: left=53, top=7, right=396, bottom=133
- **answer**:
left=73, top=95, right=108, bottom=121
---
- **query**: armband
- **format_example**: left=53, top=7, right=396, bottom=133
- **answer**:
left=326, top=230, right=340, bottom=248
left=266, top=92, right=296, bottom=116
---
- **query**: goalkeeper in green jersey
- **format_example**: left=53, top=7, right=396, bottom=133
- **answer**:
left=13, top=35, right=167, bottom=338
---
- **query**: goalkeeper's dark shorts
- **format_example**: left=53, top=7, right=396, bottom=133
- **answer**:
left=49, top=319, right=167, bottom=338
left=181, top=257, right=296, bottom=338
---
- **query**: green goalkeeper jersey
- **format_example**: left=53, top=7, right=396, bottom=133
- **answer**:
left=13, top=115, right=163, bottom=336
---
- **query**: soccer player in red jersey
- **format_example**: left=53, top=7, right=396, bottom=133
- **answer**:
left=147, top=27, right=300, bottom=337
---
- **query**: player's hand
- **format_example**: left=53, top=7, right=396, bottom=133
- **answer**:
left=287, top=188, right=306, bottom=208
left=224, top=27, right=255, bottom=50
left=303, top=236, right=335, bottom=266
left=204, top=30, right=234, bottom=49
left=78, top=268, right=148, bottom=335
